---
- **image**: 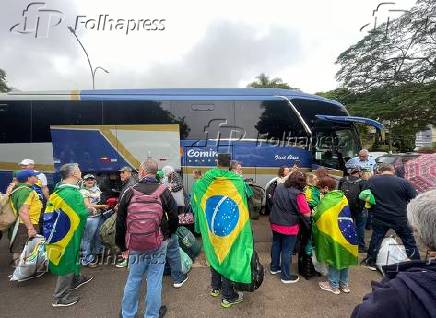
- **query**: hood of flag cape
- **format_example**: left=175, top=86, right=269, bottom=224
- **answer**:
left=192, top=168, right=253, bottom=283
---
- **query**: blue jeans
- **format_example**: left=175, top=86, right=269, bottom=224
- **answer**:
left=354, top=210, right=368, bottom=249
left=121, top=241, right=168, bottom=318
left=328, top=266, right=349, bottom=289
left=166, top=234, right=186, bottom=283
left=367, top=220, right=420, bottom=264
left=81, top=216, right=102, bottom=265
left=270, top=231, right=298, bottom=280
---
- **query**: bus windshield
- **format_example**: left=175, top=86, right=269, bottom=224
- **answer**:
left=313, top=128, right=360, bottom=170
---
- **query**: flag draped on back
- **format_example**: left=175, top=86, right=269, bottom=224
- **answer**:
left=312, top=190, right=358, bottom=270
left=192, top=168, right=253, bottom=283
left=44, top=184, right=88, bottom=276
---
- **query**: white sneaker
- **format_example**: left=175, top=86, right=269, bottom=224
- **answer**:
left=173, top=275, right=188, bottom=288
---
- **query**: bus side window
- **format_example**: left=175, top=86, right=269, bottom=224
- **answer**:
left=171, top=101, right=235, bottom=140
left=32, top=101, right=102, bottom=142
left=0, top=101, right=31, bottom=143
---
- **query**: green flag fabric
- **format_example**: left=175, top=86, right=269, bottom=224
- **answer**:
left=191, top=168, right=253, bottom=283
left=312, top=190, right=358, bottom=270
left=44, top=183, right=88, bottom=276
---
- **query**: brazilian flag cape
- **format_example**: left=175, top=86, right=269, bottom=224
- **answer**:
left=312, top=190, right=358, bottom=270
left=304, top=185, right=321, bottom=208
left=192, top=168, right=253, bottom=283
left=45, top=183, right=88, bottom=276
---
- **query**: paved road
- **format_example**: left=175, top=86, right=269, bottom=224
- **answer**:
left=0, top=217, right=379, bottom=318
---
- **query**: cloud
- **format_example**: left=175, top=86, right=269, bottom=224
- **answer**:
left=1, top=1, right=300, bottom=90
left=0, top=0, right=82, bottom=89
left=105, top=21, right=301, bottom=88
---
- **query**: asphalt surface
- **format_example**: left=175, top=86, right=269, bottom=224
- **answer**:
left=0, top=216, right=380, bottom=318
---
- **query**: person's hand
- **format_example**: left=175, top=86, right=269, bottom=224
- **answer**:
left=6, top=182, right=16, bottom=196
left=88, top=206, right=97, bottom=215
left=122, top=250, right=129, bottom=259
left=27, top=226, right=37, bottom=239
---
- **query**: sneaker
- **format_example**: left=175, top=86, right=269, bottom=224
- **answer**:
left=281, top=275, right=300, bottom=284
left=221, top=292, right=243, bottom=308
left=71, top=275, right=94, bottom=290
left=340, top=283, right=351, bottom=293
left=269, top=269, right=281, bottom=275
left=52, top=295, right=80, bottom=307
left=159, top=305, right=167, bottom=318
left=361, top=259, right=377, bottom=271
left=173, top=275, right=188, bottom=288
left=319, top=281, right=340, bottom=295
left=115, top=259, right=128, bottom=268
left=210, top=289, right=220, bottom=297
left=87, top=262, right=98, bottom=268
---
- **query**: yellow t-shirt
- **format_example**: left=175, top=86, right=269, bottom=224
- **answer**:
left=11, top=184, right=43, bottom=225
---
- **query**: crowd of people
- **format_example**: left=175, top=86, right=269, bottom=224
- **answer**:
left=1, top=150, right=435, bottom=318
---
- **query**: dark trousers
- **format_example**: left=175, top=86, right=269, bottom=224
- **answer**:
left=353, top=210, right=368, bottom=249
left=270, top=231, right=298, bottom=280
left=210, top=267, right=237, bottom=301
left=367, top=220, right=420, bottom=264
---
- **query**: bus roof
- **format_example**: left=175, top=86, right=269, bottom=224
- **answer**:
left=0, top=88, right=342, bottom=105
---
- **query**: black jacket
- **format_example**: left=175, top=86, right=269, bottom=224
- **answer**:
left=269, top=184, right=300, bottom=227
left=367, top=175, right=417, bottom=226
left=351, top=260, right=436, bottom=318
left=115, top=176, right=178, bottom=252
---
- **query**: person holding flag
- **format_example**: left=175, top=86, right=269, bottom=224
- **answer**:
left=313, top=176, right=358, bottom=295
left=44, top=163, right=93, bottom=307
left=192, top=154, right=254, bottom=308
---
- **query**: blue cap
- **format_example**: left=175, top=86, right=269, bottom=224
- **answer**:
left=16, top=169, right=38, bottom=182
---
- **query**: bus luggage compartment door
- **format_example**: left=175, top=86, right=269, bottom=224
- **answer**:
left=50, top=124, right=181, bottom=172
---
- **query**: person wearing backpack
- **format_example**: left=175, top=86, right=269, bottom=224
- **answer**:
left=9, top=169, right=43, bottom=265
left=264, top=166, right=290, bottom=215
left=338, top=167, right=368, bottom=253
left=116, top=159, right=179, bottom=318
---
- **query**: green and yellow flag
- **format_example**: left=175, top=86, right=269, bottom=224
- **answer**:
left=313, top=190, right=358, bottom=270
left=44, top=184, right=88, bottom=276
left=192, top=168, right=253, bottom=283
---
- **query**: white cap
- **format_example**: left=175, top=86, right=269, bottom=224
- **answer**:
left=18, top=158, right=35, bottom=166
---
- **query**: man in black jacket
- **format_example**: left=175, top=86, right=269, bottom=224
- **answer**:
left=338, top=167, right=368, bottom=253
left=352, top=190, right=436, bottom=318
left=362, top=164, right=420, bottom=270
left=116, top=159, right=178, bottom=318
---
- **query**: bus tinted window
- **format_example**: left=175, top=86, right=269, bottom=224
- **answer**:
left=32, top=101, right=102, bottom=142
left=171, top=101, right=235, bottom=140
left=292, top=98, right=348, bottom=124
left=0, top=101, right=31, bottom=143
left=235, top=100, right=306, bottom=142
left=103, top=100, right=171, bottom=124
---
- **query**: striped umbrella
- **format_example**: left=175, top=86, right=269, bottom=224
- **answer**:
left=405, top=154, right=436, bottom=193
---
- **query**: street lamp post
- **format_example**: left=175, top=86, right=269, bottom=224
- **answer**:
left=67, top=26, right=109, bottom=89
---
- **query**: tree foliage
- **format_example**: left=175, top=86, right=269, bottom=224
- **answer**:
left=0, top=68, right=10, bottom=93
left=336, top=0, right=436, bottom=92
left=318, top=81, right=436, bottom=151
left=247, top=73, right=293, bottom=89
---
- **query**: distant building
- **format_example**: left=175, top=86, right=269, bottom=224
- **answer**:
left=415, top=125, right=436, bottom=149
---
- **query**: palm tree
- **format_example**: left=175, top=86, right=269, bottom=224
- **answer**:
left=247, top=73, right=293, bottom=89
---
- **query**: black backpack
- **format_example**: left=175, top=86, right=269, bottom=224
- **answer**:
left=339, top=177, right=362, bottom=212
left=234, top=250, right=264, bottom=292
left=265, top=180, right=278, bottom=215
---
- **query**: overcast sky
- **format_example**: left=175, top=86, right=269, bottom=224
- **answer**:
left=1, top=0, right=417, bottom=93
